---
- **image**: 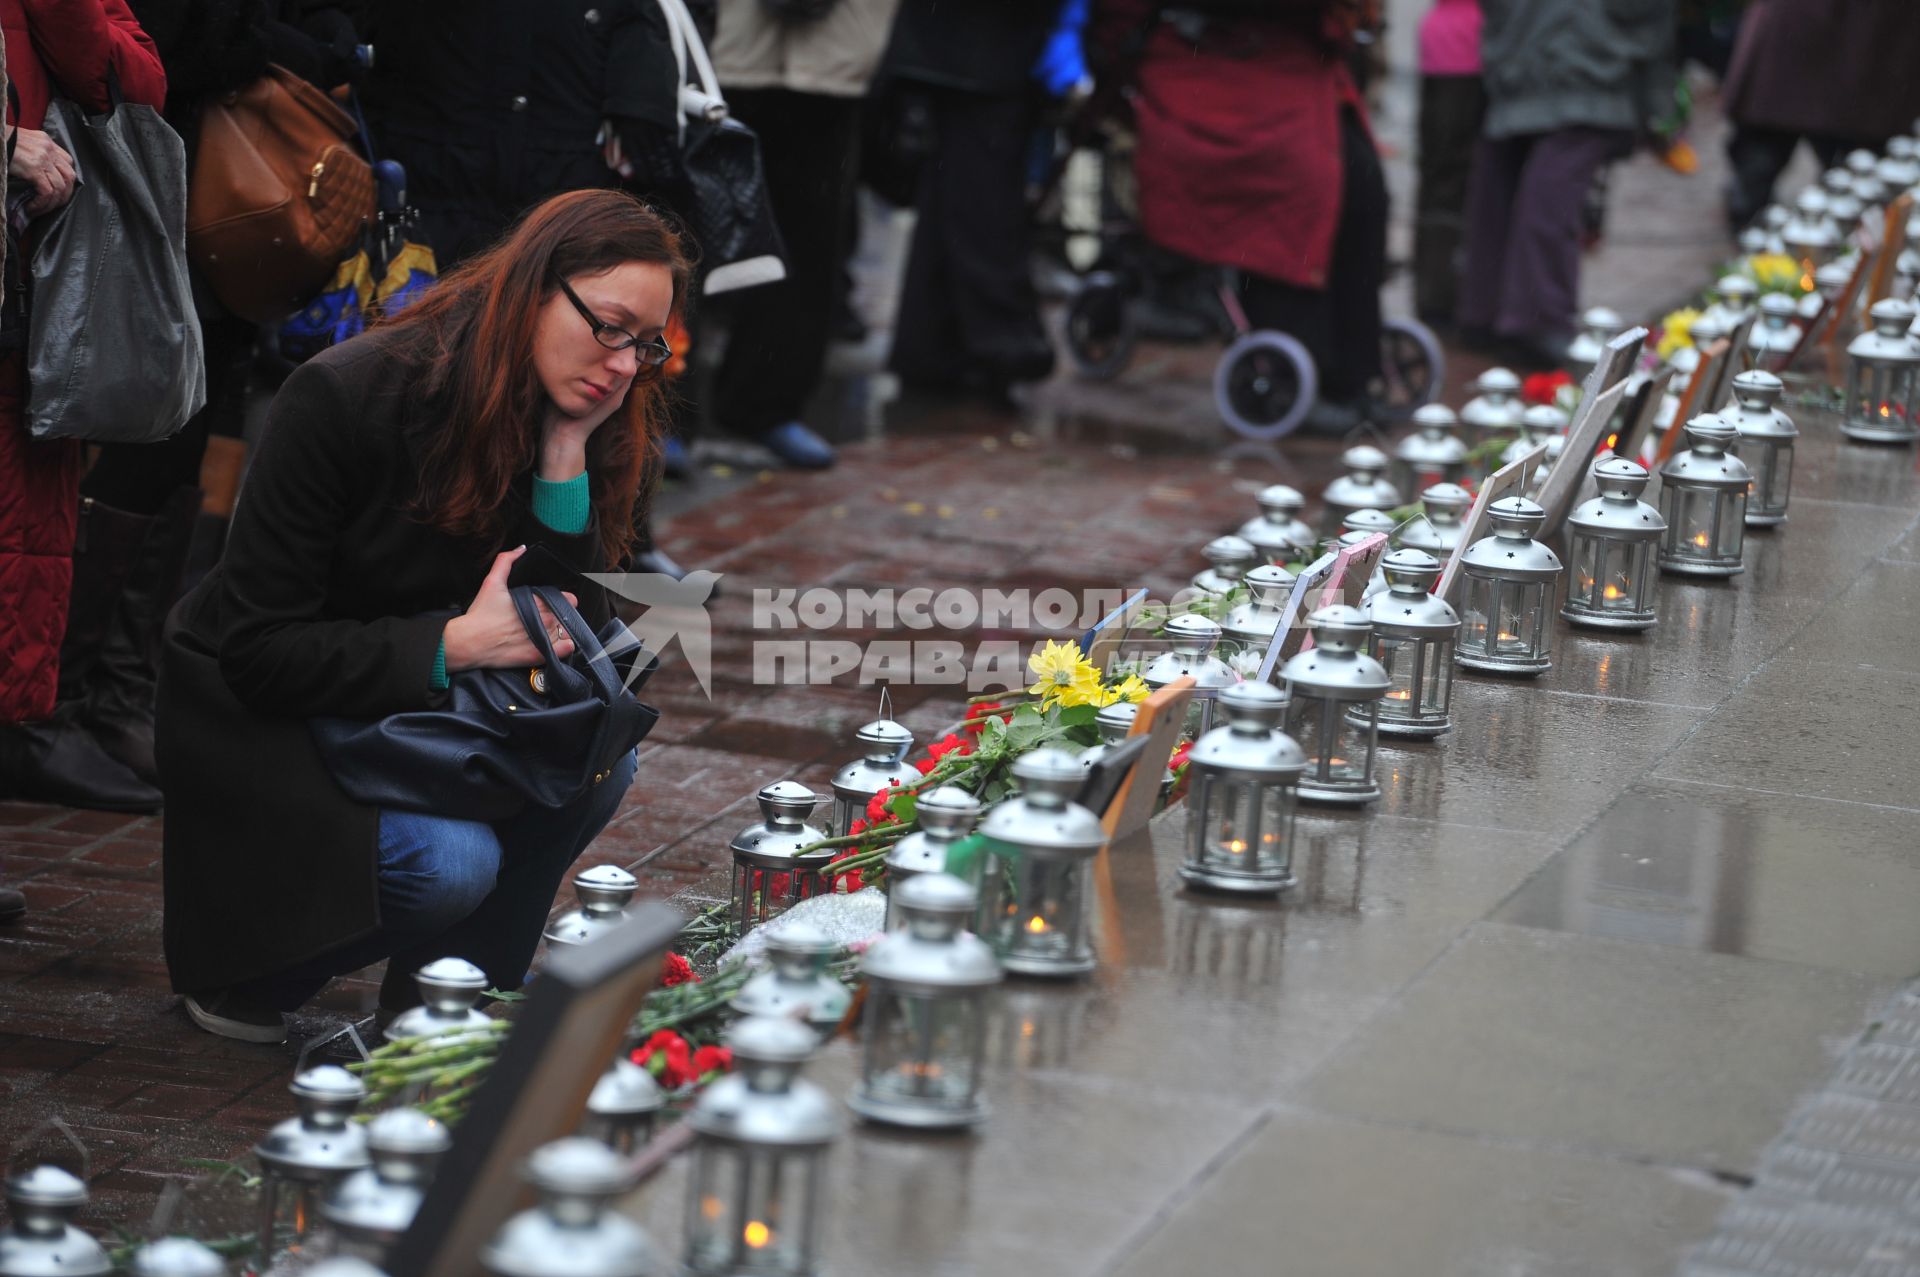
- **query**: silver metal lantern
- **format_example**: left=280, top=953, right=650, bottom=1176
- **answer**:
left=1843, top=299, right=1920, bottom=443
left=729, top=782, right=832, bottom=936
left=1191, top=534, right=1259, bottom=598
left=1279, top=606, right=1390, bottom=805
left=1505, top=402, right=1566, bottom=471
left=1392, top=403, right=1470, bottom=495
left=1397, top=482, right=1472, bottom=557
left=483, top=1139, right=663, bottom=1277
left=1896, top=217, right=1920, bottom=301
left=544, top=865, right=639, bottom=948
left=1749, top=292, right=1804, bottom=370
left=582, top=1057, right=665, bottom=1155
left=1221, top=563, right=1296, bottom=660
left=1806, top=258, right=1855, bottom=326
left=322, top=1108, right=451, bottom=1266
left=1657, top=417, right=1751, bottom=577
left=851, top=873, right=1002, bottom=1130
left=1712, top=276, right=1759, bottom=333
left=1721, top=369, right=1798, bottom=525
left=1459, top=366, right=1526, bottom=446
left=1318, top=445, right=1402, bottom=536
left=1829, top=190, right=1867, bottom=235
left=1077, top=702, right=1139, bottom=771
left=1846, top=148, right=1879, bottom=179
left=1561, top=459, right=1665, bottom=631
left=1880, top=138, right=1920, bottom=191
left=1782, top=188, right=1841, bottom=269
left=127, top=1239, right=225, bottom=1277
left=0, top=1167, right=109, bottom=1277
left=973, top=749, right=1107, bottom=977
left=1565, top=305, right=1624, bottom=381
left=1455, top=497, right=1562, bottom=676
left=730, top=921, right=851, bottom=1031
left=1238, top=484, right=1315, bottom=564
left=1141, top=613, right=1240, bottom=738
left=1670, top=307, right=1727, bottom=383
left=254, top=1066, right=371, bottom=1271
left=302, top=1260, right=389, bottom=1277
left=1179, top=681, right=1304, bottom=893
left=683, top=1018, right=837, bottom=1277
left=1361, top=549, right=1459, bottom=738
left=882, top=785, right=983, bottom=919
left=828, top=719, right=915, bottom=839
left=1737, top=225, right=1768, bottom=255
left=385, top=957, right=492, bottom=1043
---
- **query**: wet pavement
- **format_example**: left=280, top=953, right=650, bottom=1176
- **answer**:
left=2, top=74, right=1914, bottom=1275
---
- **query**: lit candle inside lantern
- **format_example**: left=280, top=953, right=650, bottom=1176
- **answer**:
left=744, top=1221, right=771, bottom=1249
left=1692, top=531, right=1710, bottom=548
left=1025, top=915, right=1049, bottom=934
left=1226, top=839, right=1248, bottom=854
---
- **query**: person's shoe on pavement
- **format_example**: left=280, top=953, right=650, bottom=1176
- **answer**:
left=184, top=988, right=288, bottom=1044
left=634, top=545, right=689, bottom=582
left=0, top=886, right=24, bottom=922
left=661, top=436, right=693, bottom=481
left=761, top=421, right=837, bottom=470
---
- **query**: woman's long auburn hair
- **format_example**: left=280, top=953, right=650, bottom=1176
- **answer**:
left=373, top=189, right=692, bottom=565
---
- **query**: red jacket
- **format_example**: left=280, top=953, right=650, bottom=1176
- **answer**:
left=1093, top=2, right=1365, bottom=290
left=0, top=0, right=166, bottom=723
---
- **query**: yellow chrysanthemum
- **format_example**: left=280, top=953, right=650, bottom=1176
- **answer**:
left=1748, top=253, right=1802, bottom=292
left=1102, top=674, right=1151, bottom=706
left=1049, top=671, right=1108, bottom=709
left=1026, top=639, right=1101, bottom=707
left=1656, top=307, right=1701, bottom=361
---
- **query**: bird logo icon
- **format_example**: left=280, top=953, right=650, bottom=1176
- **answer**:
left=586, top=570, right=724, bottom=698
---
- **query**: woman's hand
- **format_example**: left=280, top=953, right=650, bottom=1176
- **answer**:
left=8, top=128, right=77, bottom=218
left=540, top=385, right=628, bottom=482
left=441, top=547, right=579, bottom=672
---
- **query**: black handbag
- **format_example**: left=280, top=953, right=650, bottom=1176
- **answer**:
left=309, top=586, right=659, bottom=822
left=634, top=0, right=788, bottom=296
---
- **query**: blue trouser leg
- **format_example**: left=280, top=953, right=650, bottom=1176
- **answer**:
left=242, top=750, right=638, bottom=1011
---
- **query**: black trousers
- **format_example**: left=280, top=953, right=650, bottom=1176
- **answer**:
left=1237, top=107, right=1387, bottom=402
left=889, top=86, right=1052, bottom=386
left=1413, top=74, right=1486, bottom=325
left=710, top=89, right=863, bottom=438
left=1725, top=125, right=1879, bottom=229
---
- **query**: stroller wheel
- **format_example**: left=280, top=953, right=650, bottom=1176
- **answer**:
left=1063, top=273, right=1137, bottom=382
left=1214, top=330, right=1317, bottom=439
left=1372, top=318, right=1445, bottom=421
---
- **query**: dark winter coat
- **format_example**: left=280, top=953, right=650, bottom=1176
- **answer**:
left=1091, top=2, right=1366, bottom=290
left=1723, top=0, right=1920, bottom=144
left=358, top=0, right=696, bottom=267
left=157, top=325, right=611, bottom=995
left=0, top=0, right=167, bottom=724
left=1478, top=0, right=1676, bottom=140
left=881, top=0, right=1050, bottom=96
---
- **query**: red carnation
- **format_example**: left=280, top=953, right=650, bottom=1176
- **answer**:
left=865, top=786, right=895, bottom=824
left=1521, top=370, right=1573, bottom=406
left=829, top=850, right=866, bottom=892
left=691, top=1045, right=733, bottom=1080
left=632, top=1029, right=695, bottom=1088
left=848, top=817, right=868, bottom=837
left=658, top=951, right=698, bottom=988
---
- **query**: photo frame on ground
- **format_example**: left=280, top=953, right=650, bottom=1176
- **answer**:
left=1613, top=366, right=1675, bottom=466
left=1105, top=676, right=1194, bottom=839
left=1580, top=326, right=1647, bottom=401
left=1255, top=552, right=1336, bottom=682
left=390, top=902, right=683, bottom=1277
left=1652, top=337, right=1732, bottom=467
left=1537, top=376, right=1631, bottom=535
left=1078, top=735, right=1151, bottom=823
left=1436, top=441, right=1549, bottom=602
left=1082, top=588, right=1151, bottom=673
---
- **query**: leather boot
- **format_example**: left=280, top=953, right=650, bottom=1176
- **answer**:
left=86, top=487, right=201, bottom=784
left=0, top=497, right=162, bottom=812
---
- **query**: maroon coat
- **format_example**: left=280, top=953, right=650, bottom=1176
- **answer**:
left=0, top=0, right=166, bottom=723
left=1093, top=2, right=1366, bottom=290
left=1724, top=0, right=1920, bottom=143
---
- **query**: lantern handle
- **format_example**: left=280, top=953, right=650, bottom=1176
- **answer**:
left=6, top=1115, right=91, bottom=1185
left=876, top=682, right=894, bottom=724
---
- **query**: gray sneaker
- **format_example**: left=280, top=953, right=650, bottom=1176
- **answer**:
left=184, top=990, right=288, bottom=1044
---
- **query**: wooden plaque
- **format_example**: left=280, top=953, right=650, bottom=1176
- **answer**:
left=1868, top=194, right=1916, bottom=305
left=1651, top=337, right=1731, bottom=467
left=393, top=904, right=683, bottom=1277
left=1436, top=441, right=1550, bottom=603
left=1613, top=365, right=1675, bottom=465
left=1106, top=676, right=1194, bottom=839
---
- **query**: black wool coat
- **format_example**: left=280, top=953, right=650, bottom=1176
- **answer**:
left=157, top=326, right=611, bottom=995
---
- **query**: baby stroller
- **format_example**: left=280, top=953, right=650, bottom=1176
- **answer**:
left=1048, top=2, right=1444, bottom=440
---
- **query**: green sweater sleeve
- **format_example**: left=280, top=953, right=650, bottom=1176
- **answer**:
left=532, top=472, right=592, bottom=535
left=431, top=473, right=589, bottom=692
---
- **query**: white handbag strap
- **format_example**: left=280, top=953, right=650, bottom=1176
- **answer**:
left=654, top=0, right=727, bottom=142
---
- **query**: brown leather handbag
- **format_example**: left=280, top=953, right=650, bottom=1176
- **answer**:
left=186, top=66, right=374, bottom=323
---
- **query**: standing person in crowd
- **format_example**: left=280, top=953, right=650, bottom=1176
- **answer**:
left=358, top=0, right=691, bottom=576
left=1721, top=0, right=1920, bottom=228
left=0, top=0, right=364, bottom=816
left=1456, top=0, right=1675, bottom=368
left=1092, top=0, right=1388, bottom=433
left=704, top=0, right=902, bottom=471
left=159, top=190, right=684, bottom=1043
left=0, top=0, right=168, bottom=857
left=882, top=0, right=1056, bottom=402
left=1412, top=0, right=1484, bottom=332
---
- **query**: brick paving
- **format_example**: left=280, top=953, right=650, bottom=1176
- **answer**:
left=0, top=78, right=1769, bottom=1241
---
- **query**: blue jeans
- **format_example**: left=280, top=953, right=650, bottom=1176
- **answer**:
left=245, top=750, right=638, bottom=1011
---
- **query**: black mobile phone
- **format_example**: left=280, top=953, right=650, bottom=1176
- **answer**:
left=505, top=542, right=594, bottom=596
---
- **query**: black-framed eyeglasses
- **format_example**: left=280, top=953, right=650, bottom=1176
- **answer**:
left=556, top=277, right=673, bottom=365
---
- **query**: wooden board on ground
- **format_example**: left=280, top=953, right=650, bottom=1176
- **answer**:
left=1537, top=377, right=1631, bottom=536
left=1868, top=194, right=1916, bottom=306
left=1581, top=326, right=1647, bottom=402
left=1613, top=365, right=1675, bottom=465
left=1709, top=312, right=1759, bottom=410
left=1436, top=441, right=1550, bottom=603
left=1652, top=337, right=1732, bottom=467
left=393, top=903, right=682, bottom=1277
left=1105, top=676, right=1194, bottom=840
left=1816, top=250, right=1876, bottom=357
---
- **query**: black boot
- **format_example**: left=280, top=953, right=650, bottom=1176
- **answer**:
left=86, top=487, right=201, bottom=785
left=0, top=496, right=163, bottom=812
